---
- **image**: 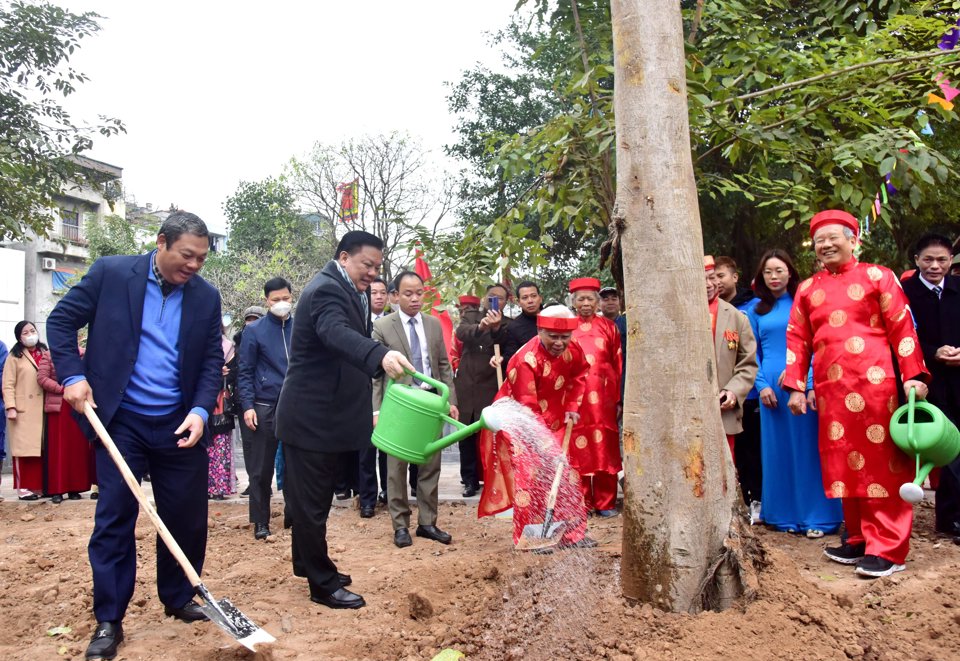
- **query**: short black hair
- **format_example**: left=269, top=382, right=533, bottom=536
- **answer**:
left=371, top=276, right=386, bottom=287
left=914, top=233, right=954, bottom=256
left=335, top=230, right=383, bottom=258
left=515, top=280, right=540, bottom=297
left=159, top=211, right=208, bottom=246
left=264, top=277, right=292, bottom=297
left=393, top=270, right=424, bottom=291
left=486, top=283, right=508, bottom=294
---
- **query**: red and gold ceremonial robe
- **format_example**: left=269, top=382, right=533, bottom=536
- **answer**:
left=477, top=336, right=589, bottom=544
left=570, top=314, right=623, bottom=475
left=784, top=259, right=929, bottom=499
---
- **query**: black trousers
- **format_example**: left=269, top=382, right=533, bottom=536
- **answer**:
left=334, top=451, right=359, bottom=494
left=458, top=409, right=483, bottom=488
left=283, top=443, right=341, bottom=597
left=247, top=403, right=279, bottom=524
left=734, top=398, right=763, bottom=505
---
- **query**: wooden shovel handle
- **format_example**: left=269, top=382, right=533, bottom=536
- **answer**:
left=545, top=418, right=576, bottom=511
left=493, top=344, right=504, bottom=388
left=84, top=402, right=203, bottom=588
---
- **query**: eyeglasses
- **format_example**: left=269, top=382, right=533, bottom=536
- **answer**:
left=763, top=268, right=788, bottom=277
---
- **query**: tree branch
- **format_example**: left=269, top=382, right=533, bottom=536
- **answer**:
left=688, top=0, right=706, bottom=45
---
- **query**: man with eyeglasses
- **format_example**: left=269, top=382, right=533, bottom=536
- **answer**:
left=902, top=233, right=960, bottom=541
left=784, top=210, right=930, bottom=578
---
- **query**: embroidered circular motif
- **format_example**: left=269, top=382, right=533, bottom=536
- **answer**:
left=550, top=419, right=560, bottom=431
left=893, top=308, right=908, bottom=323
left=866, top=424, right=886, bottom=443
left=786, top=349, right=796, bottom=365
left=543, top=362, right=552, bottom=377
left=524, top=352, right=537, bottom=369
left=847, top=284, right=865, bottom=301
left=515, top=489, right=531, bottom=508
left=539, top=399, right=549, bottom=412
left=508, top=368, right=518, bottom=384
left=795, top=379, right=807, bottom=391
left=527, top=381, right=537, bottom=393
left=593, top=429, right=603, bottom=443
left=810, top=289, right=826, bottom=307
left=867, top=266, right=883, bottom=282
left=554, top=376, right=565, bottom=390
left=815, top=341, right=826, bottom=355
left=845, top=392, right=866, bottom=413
left=828, top=421, right=845, bottom=441
left=844, top=336, right=865, bottom=354
left=579, top=322, right=592, bottom=333
left=588, top=391, right=600, bottom=404
left=888, top=395, right=898, bottom=413
left=594, top=337, right=605, bottom=350
left=586, top=354, right=596, bottom=366
left=831, top=481, right=848, bottom=497
left=869, top=314, right=881, bottom=328
left=827, top=364, right=843, bottom=381
left=828, top=310, right=848, bottom=328
left=575, top=435, right=588, bottom=449
left=800, top=278, right=813, bottom=291
left=866, top=366, right=886, bottom=384
left=898, top=337, right=915, bottom=357
left=562, top=350, right=572, bottom=363
left=866, top=483, right=889, bottom=498
left=879, top=292, right=893, bottom=312
left=847, top=451, right=866, bottom=471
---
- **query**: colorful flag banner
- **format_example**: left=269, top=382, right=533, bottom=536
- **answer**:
left=939, top=20, right=960, bottom=50
left=336, top=179, right=359, bottom=222
left=414, top=247, right=455, bottom=364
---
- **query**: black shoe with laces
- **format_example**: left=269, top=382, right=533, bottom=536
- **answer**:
left=855, top=554, right=905, bottom=578
left=823, top=541, right=866, bottom=565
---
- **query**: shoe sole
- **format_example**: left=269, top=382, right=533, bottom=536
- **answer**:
left=823, top=550, right=864, bottom=565
left=310, top=596, right=365, bottom=609
left=855, top=563, right=905, bottom=578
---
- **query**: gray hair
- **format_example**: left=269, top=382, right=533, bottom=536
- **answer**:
left=842, top=226, right=856, bottom=239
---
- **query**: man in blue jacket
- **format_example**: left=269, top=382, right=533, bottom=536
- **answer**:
left=237, top=277, right=293, bottom=540
left=46, top=212, right=223, bottom=661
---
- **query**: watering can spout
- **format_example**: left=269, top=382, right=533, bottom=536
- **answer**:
left=900, top=461, right=935, bottom=504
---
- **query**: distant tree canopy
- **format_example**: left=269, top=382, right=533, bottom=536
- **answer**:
left=0, top=1, right=124, bottom=240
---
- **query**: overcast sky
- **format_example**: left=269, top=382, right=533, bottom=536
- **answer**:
left=59, top=0, right=518, bottom=233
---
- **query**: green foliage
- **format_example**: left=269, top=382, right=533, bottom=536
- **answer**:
left=0, top=1, right=124, bottom=240
left=85, top=214, right=138, bottom=262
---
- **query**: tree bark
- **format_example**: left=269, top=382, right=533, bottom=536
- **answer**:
left=612, top=0, right=748, bottom=612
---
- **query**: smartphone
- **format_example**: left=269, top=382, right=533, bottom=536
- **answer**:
left=489, top=296, right=500, bottom=312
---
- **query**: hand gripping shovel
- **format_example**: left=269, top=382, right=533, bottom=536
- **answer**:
left=84, top=403, right=275, bottom=652
left=517, top=418, right=575, bottom=551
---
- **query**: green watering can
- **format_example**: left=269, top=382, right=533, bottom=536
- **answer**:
left=889, top=387, right=960, bottom=503
left=372, top=371, right=504, bottom=464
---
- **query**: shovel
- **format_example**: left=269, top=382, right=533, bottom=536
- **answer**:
left=517, top=418, right=575, bottom=550
left=493, top=344, right=504, bottom=388
left=83, top=403, right=275, bottom=652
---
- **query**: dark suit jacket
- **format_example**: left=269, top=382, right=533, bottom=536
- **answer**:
left=276, top=260, right=390, bottom=453
left=45, top=253, right=223, bottom=440
left=903, top=272, right=960, bottom=421
left=372, top=311, right=457, bottom=410
left=452, top=309, right=501, bottom=419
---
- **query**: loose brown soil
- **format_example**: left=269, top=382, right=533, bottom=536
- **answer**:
left=1, top=499, right=959, bottom=661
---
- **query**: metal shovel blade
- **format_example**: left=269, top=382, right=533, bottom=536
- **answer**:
left=515, top=520, right=568, bottom=551
left=196, top=584, right=276, bottom=651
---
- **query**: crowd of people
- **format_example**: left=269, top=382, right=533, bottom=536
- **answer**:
left=4, top=208, right=960, bottom=660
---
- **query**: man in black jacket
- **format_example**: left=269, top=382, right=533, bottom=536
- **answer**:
left=275, top=231, right=412, bottom=610
left=902, top=233, right=960, bottom=537
left=237, top=277, right=293, bottom=540
left=499, top=280, right=542, bottom=364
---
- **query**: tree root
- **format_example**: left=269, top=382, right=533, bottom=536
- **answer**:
left=694, top=511, right=770, bottom=613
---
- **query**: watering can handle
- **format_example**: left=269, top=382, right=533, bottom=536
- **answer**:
left=384, top=369, right=450, bottom=403
left=907, top=386, right=916, bottom=453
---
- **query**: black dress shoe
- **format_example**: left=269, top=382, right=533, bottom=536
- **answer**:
left=18, top=494, right=39, bottom=501
left=68, top=492, right=82, bottom=500
left=377, top=490, right=387, bottom=504
left=462, top=484, right=480, bottom=498
left=51, top=494, right=64, bottom=504
left=334, top=489, right=351, bottom=500
left=164, top=600, right=209, bottom=622
left=338, top=572, right=352, bottom=587
left=254, top=523, right=270, bottom=540
left=85, top=621, right=123, bottom=660
left=360, top=506, right=375, bottom=518
left=90, top=490, right=99, bottom=500
left=394, top=527, right=413, bottom=548
left=311, top=587, right=365, bottom=609
left=416, top=525, right=452, bottom=545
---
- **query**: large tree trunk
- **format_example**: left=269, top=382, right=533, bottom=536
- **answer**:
left=612, top=0, right=751, bottom=612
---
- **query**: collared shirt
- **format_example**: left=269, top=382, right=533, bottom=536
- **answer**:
left=334, top=261, right=369, bottom=320
left=919, top=273, right=944, bottom=297
left=152, top=255, right=176, bottom=298
left=398, top=309, right=432, bottom=380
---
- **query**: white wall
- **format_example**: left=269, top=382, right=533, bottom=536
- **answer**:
left=0, top=248, right=25, bottom=347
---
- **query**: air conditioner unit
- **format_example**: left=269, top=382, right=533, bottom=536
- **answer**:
left=41, top=257, right=57, bottom=271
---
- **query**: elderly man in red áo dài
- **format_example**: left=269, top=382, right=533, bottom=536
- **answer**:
left=569, top=277, right=623, bottom=517
left=784, top=209, right=930, bottom=579
left=477, top=305, right=591, bottom=547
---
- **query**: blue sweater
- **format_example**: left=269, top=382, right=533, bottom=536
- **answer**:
left=237, top=312, right=292, bottom=410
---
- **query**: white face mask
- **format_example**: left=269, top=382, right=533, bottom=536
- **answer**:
left=222, top=314, right=233, bottom=328
left=22, top=334, right=39, bottom=347
left=270, top=301, right=293, bottom=318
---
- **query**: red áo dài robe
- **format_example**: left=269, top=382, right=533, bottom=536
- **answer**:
left=783, top=259, right=930, bottom=500
left=477, top=336, right=589, bottom=545
left=570, top=314, right=623, bottom=476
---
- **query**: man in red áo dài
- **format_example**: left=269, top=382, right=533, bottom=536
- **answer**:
left=477, top=305, right=591, bottom=547
left=569, top=277, right=623, bottom=517
left=784, top=209, right=930, bottom=578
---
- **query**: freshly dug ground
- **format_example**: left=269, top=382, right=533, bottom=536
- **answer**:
left=1, top=498, right=958, bottom=661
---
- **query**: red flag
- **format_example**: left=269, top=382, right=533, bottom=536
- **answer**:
left=414, top=247, right=453, bottom=363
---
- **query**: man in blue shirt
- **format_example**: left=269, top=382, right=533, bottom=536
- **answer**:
left=47, top=212, right=223, bottom=661
left=237, top=277, right=293, bottom=540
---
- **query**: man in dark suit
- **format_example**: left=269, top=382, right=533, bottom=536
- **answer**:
left=46, top=212, right=223, bottom=661
left=902, top=233, right=960, bottom=537
left=275, top=231, right=412, bottom=610
left=373, top=271, right=459, bottom=547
